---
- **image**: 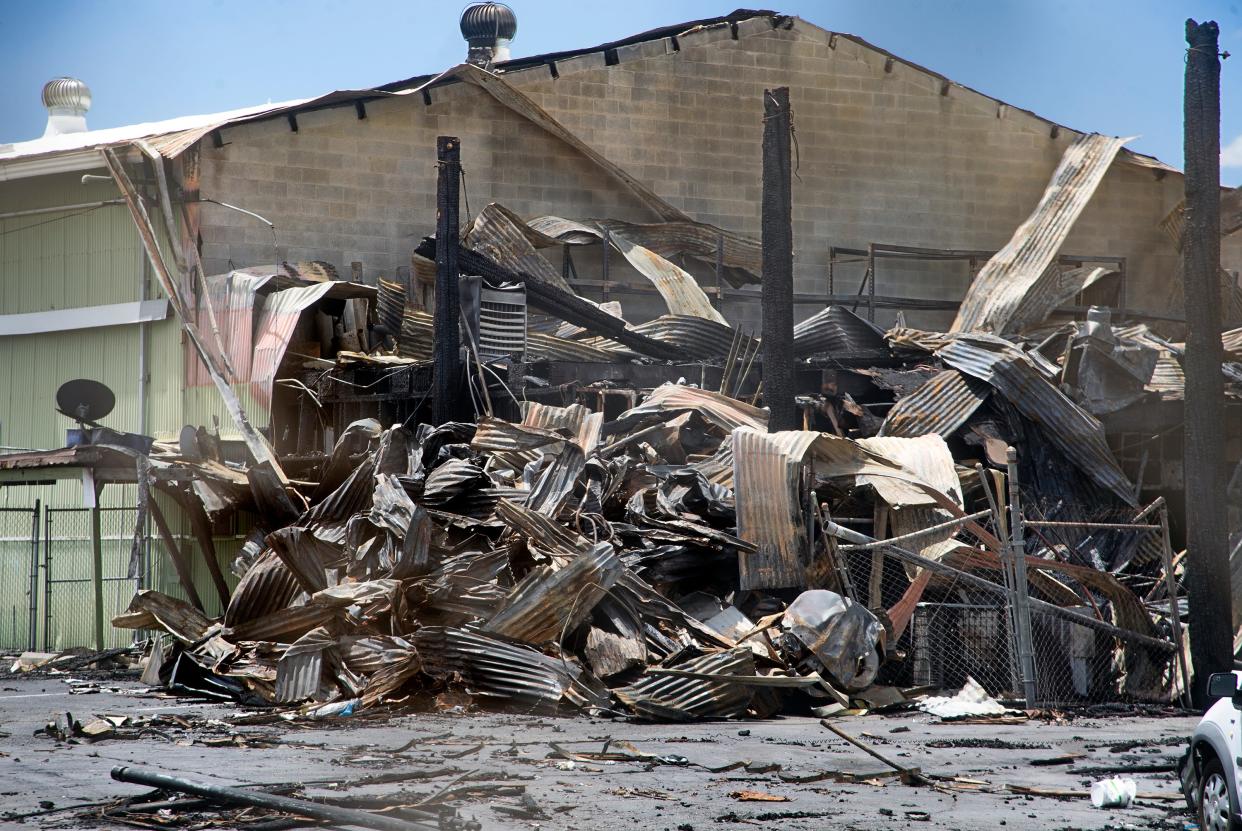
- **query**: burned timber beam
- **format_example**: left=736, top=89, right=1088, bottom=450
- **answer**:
left=433, top=136, right=463, bottom=425
left=415, top=238, right=684, bottom=362
left=1182, top=18, right=1232, bottom=704
left=761, top=86, right=797, bottom=431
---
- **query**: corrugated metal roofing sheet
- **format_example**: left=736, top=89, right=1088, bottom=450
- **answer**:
left=630, top=315, right=750, bottom=359
left=794, top=306, right=889, bottom=359
left=877, top=370, right=990, bottom=438
left=952, top=133, right=1128, bottom=334
left=465, top=203, right=574, bottom=293
left=484, top=543, right=623, bottom=644
left=614, top=647, right=756, bottom=721
left=527, top=215, right=761, bottom=288
left=621, top=384, right=767, bottom=435
left=609, top=232, right=726, bottom=324
left=415, top=626, right=595, bottom=709
left=937, top=336, right=1137, bottom=505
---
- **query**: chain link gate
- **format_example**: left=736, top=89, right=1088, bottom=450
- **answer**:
left=0, top=502, right=40, bottom=652
left=42, top=506, right=142, bottom=651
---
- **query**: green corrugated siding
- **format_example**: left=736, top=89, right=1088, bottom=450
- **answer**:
left=0, top=170, right=249, bottom=649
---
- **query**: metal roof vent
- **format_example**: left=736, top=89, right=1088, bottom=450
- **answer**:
left=460, top=2, right=517, bottom=68
left=41, top=77, right=91, bottom=138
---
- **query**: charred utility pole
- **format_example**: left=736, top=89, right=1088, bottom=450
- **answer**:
left=1183, top=19, right=1232, bottom=705
left=432, top=136, right=463, bottom=426
left=761, top=86, right=797, bottom=432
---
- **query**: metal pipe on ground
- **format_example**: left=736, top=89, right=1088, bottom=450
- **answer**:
left=109, top=767, right=440, bottom=831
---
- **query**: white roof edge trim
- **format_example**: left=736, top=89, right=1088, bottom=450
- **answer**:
left=0, top=299, right=170, bottom=337
left=0, top=150, right=105, bottom=182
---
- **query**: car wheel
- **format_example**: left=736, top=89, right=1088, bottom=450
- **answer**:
left=1200, top=758, right=1238, bottom=831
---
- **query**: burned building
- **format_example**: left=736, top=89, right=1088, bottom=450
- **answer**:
left=0, top=7, right=1236, bottom=715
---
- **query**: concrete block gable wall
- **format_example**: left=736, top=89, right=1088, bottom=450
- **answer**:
left=196, top=15, right=1240, bottom=330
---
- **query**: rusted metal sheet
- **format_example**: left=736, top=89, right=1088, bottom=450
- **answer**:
left=630, top=315, right=753, bottom=359
left=522, top=402, right=602, bottom=454
left=620, top=383, right=767, bottom=434
left=952, top=133, right=1128, bottom=335
left=877, top=370, right=990, bottom=438
left=793, top=306, right=888, bottom=359
left=733, top=428, right=955, bottom=590
left=113, top=589, right=216, bottom=644
left=614, top=647, right=756, bottom=721
left=608, top=233, right=726, bottom=323
left=415, top=626, right=597, bottom=709
left=485, top=543, right=623, bottom=644
left=274, top=627, right=333, bottom=703
left=222, top=550, right=303, bottom=628
left=937, top=335, right=1137, bottom=505
left=465, top=203, right=573, bottom=293
left=527, top=331, right=619, bottom=362
left=251, top=283, right=337, bottom=413
left=529, top=215, right=761, bottom=288
left=857, top=435, right=962, bottom=507
left=731, top=428, right=823, bottom=590
left=1006, top=265, right=1113, bottom=334
left=858, top=435, right=963, bottom=565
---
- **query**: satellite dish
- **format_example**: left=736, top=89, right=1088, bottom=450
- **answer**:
left=55, top=379, right=115, bottom=424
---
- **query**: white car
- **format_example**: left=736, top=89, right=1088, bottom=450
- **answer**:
left=1182, top=672, right=1242, bottom=830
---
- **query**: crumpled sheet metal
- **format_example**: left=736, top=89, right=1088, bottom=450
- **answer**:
left=1005, top=265, right=1113, bottom=335
left=415, top=626, right=601, bottom=710
left=858, top=435, right=964, bottom=567
left=951, top=133, right=1128, bottom=335
left=522, top=402, right=602, bottom=454
left=528, top=215, right=762, bottom=288
left=614, top=647, right=756, bottom=722
left=731, top=428, right=823, bottom=590
left=606, top=233, right=727, bottom=324
left=619, top=383, right=767, bottom=435
left=485, top=543, right=623, bottom=644
left=114, top=589, right=217, bottom=644
left=937, top=335, right=1137, bottom=505
left=856, top=435, right=962, bottom=509
left=732, top=428, right=953, bottom=590
left=877, top=370, right=990, bottom=438
left=222, top=550, right=303, bottom=628
left=465, top=203, right=574, bottom=293
left=793, top=305, right=889, bottom=359
left=275, top=626, right=336, bottom=703
left=527, top=331, right=619, bottom=362
left=627, top=315, right=753, bottom=360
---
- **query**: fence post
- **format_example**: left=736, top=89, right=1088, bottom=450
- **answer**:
left=27, top=500, right=39, bottom=652
left=90, top=500, right=105, bottom=652
left=42, top=509, right=52, bottom=652
left=1006, top=447, right=1038, bottom=707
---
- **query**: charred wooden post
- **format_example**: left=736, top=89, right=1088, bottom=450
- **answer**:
left=433, top=136, right=463, bottom=426
left=1183, top=18, right=1232, bottom=704
left=761, top=86, right=797, bottom=431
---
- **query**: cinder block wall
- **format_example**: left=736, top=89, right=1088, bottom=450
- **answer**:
left=197, top=15, right=1237, bottom=331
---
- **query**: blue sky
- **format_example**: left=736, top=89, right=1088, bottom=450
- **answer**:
left=2, top=1, right=1241, bottom=184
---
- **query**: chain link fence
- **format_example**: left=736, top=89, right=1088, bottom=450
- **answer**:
left=43, top=506, right=143, bottom=651
left=837, top=490, right=1183, bottom=707
left=0, top=504, right=39, bottom=652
